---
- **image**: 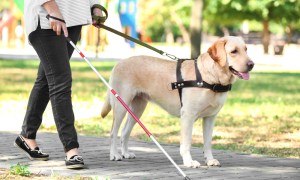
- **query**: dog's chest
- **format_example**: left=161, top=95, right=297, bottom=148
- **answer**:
left=196, top=92, right=228, bottom=118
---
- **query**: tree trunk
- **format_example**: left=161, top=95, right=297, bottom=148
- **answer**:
left=165, top=21, right=174, bottom=43
left=222, top=26, right=230, bottom=36
left=190, top=0, right=204, bottom=58
left=262, top=20, right=270, bottom=54
left=170, top=11, right=190, bottom=44
left=286, top=25, right=292, bottom=45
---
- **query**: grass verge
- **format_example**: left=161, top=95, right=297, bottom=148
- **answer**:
left=1, top=59, right=299, bottom=159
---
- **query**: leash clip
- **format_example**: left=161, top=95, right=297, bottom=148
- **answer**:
left=163, top=52, right=178, bottom=61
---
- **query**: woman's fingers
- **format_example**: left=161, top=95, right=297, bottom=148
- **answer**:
left=56, top=23, right=61, bottom=35
left=62, top=24, right=68, bottom=37
left=50, top=20, right=68, bottom=37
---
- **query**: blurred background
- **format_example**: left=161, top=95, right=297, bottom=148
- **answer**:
left=1, top=0, right=300, bottom=58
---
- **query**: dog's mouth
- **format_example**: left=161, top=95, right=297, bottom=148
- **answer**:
left=229, top=66, right=250, bottom=80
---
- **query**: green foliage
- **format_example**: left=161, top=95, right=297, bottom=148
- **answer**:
left=139, top=0, right=192, bottom=42
left=9, top=163, right=31, bottom=177
left=204, top=0, right=300, bottom=23
left=203, top=0, right=300, bottom=33
left=138, top=0, right=300, bottom=40
left=14, top=0, right=24, bottom=13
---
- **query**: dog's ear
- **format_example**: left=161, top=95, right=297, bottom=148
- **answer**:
left=207, top=39, right=227, bottom=67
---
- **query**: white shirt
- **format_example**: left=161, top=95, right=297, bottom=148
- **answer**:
left=24, top=0, right=100, bottom=37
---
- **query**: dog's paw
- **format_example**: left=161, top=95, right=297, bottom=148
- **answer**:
left=110, top=153, right=123, bottom=161
left=206, top=159, right=221, bottom=167
left=183, top=160, right=201, bottom=168
left=122, top=152, right=136, bottom=159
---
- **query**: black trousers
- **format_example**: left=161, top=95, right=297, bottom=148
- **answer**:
left=21, top=23, right=82, bottom=152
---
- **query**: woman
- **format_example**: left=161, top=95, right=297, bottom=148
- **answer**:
left=14, top=0, right=104, bottom=169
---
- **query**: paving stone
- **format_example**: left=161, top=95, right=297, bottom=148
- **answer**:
left=0, top=131, right=299, bottom=179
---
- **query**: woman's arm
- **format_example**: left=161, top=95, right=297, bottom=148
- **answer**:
left=42, top=0, right=68, bottom=37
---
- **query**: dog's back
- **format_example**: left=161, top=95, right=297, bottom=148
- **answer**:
left=101, top=56, right=182, bottom=117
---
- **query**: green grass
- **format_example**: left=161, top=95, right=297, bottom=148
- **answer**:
left=1, top=165, right=107, bottom=179
left=1, top=59, right=299, bottom=159
left=9, top=163, right=31, bottom=177
left=0, top=60, right=110, bottom=101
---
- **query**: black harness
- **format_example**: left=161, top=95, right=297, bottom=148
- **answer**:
left=171, top=58, right=232, bottom=106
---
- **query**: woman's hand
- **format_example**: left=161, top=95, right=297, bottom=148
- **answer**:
left=92, top=7, right=104, bottom=28
left=43, top=1, right=68, bottom=37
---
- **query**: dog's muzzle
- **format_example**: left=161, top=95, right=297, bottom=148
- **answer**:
left=229, top=60, right=254, bottom=80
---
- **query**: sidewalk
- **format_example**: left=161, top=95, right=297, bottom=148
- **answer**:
left=1, top=131, right=300, bottom=179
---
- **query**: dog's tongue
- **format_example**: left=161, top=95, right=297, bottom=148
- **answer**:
left=240, top=72, right=250, bottom=80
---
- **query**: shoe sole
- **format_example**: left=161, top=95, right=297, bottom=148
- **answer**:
left=14, top=142, right=49, bottom=161
left=66, top=164, right=85, bottom=169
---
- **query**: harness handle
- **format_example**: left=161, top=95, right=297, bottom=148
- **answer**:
left=92, top=4, right=108, bottom=24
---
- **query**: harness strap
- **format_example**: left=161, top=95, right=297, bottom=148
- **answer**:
left=171, top=58, right=232, bottom=106
left=175, top=59, right=184, bottom=106
left=194, top=58, right=202, bottom=83
left=171, top=81, right=232, bottom=92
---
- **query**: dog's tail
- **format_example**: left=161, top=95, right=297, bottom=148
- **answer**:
left=101, top=90, right=111, bottom=118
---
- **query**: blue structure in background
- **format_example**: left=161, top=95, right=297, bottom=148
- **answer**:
left=118, top=0, right=138, bottom=48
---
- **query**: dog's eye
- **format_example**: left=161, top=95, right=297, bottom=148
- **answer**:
left=231, top=49, right=238, bottom=54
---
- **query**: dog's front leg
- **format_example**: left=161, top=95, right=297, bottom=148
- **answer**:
left=180, top=113, right=200, bottom=168
left=203, top=116, right=221, bottom=166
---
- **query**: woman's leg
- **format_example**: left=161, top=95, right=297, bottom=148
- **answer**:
left=20, top=63, right=50, bottom=149
left=20, top=25, right=82, bottom=152
left=21, top=64, right=49, bottom=139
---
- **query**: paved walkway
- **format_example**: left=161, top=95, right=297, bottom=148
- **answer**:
left=0, top=131, right=299, bottom=179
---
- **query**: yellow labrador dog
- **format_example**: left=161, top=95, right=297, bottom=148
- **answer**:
left=101, top=36, right=254, bottom=168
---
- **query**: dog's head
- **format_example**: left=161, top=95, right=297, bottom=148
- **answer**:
left=207, top=36, right=254, bottom=80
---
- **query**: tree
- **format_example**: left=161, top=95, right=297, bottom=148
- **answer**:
left=190, top=0, right=204, bottom=58
left=203, top=0, right=300, bottom=54
left=245, top=0, right=300, bottom=53
left=139, top=0, right=206, bottom=58
left=138, top=0, right=191, bottom=43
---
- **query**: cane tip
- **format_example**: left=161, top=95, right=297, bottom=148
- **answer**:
left=184, top=176, right=191, bottom=180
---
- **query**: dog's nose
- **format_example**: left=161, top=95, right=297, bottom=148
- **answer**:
left=247, top=61, right=254, bottom=71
